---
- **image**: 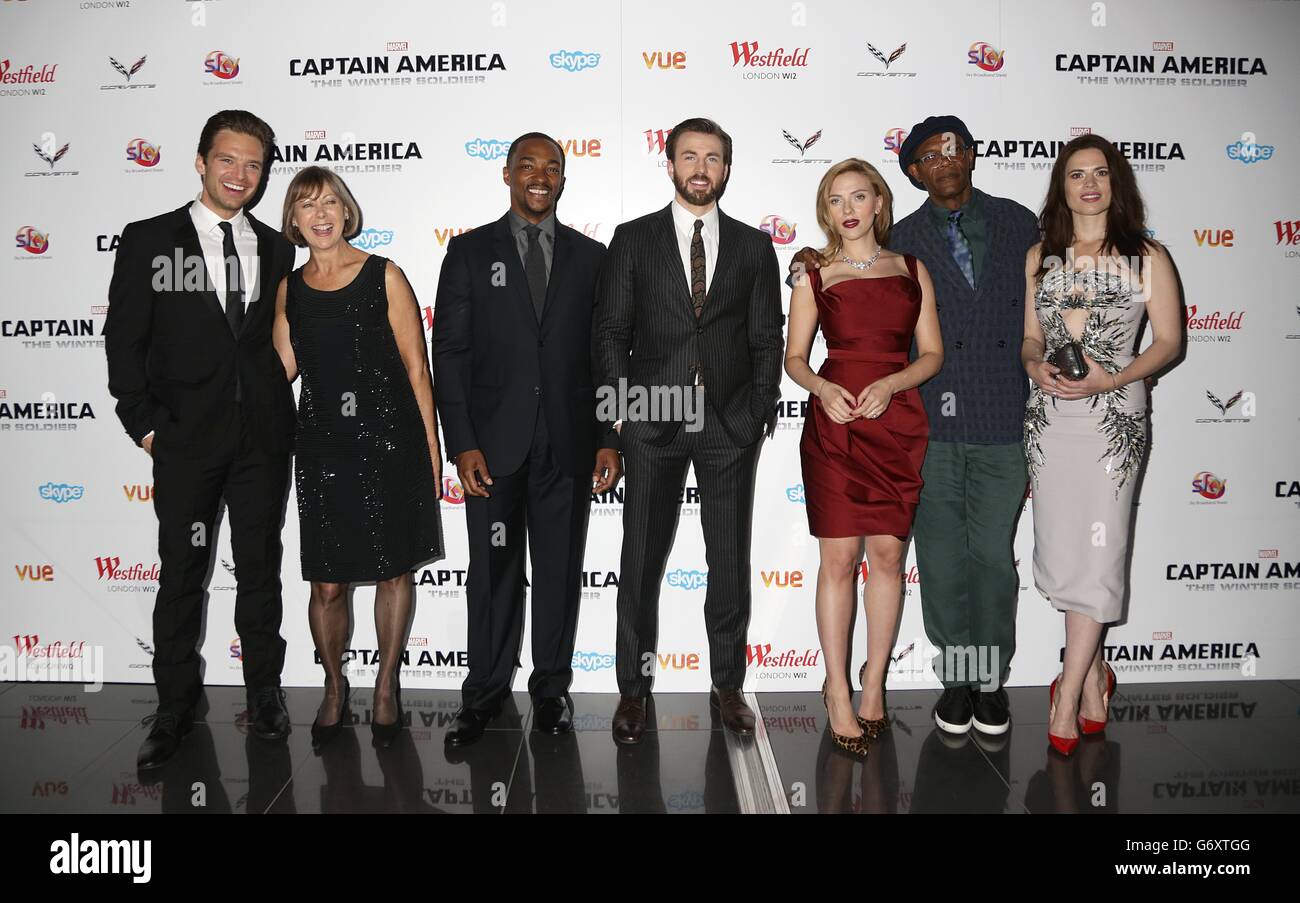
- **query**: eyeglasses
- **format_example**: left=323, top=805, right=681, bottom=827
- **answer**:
left=914, top=144, right=970, bottom=167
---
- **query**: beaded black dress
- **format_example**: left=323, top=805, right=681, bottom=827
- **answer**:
left=287, top=254, right=443, bottom=583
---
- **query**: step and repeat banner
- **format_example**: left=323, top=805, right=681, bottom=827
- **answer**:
left=3, top=0, right=1297, bottom=693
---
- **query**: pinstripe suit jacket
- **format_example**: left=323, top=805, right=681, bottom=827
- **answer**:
left=593, top=203, right=784, bottom=446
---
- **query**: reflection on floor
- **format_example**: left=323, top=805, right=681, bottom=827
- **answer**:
left=2, top=680, right=1295, bottom=813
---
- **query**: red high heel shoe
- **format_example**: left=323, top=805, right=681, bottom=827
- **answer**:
left=1047, top=676, right=1078, bottom=756
left=1078, top=662, right=1116, bottom=735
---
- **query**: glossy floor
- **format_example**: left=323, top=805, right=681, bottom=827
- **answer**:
left=2, top=680, right=1295, bottom=813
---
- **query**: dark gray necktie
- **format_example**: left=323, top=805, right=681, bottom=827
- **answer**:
left=524, top=224, right=547, bottom=321
left=217, top=221, right=245, bottom=334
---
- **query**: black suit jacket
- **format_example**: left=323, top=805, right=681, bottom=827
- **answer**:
left=432, top=213, right=610, bottom=478
left=104, top=202, right=297, bottom=454
left=593, top=204, right=784, bottom=446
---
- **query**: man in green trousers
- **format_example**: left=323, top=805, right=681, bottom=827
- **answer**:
left=891, top=116, right=1038, bottom=734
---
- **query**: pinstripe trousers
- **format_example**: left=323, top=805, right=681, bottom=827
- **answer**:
left=614, top=403, right=761, bottom=695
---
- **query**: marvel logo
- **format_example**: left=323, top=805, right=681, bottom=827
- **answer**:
left=1152, top=41, right=1174, bottom=51
left=387, top=42, right=408, bottom=51
left=304, top=130, right=326, bottom=140
left=1259, top=549, right=1278, bottom=559
left=1152, top=631, right=1173, bottom=640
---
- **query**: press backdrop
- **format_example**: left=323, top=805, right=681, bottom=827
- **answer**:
left=3, top=0, right=1297, bottom=692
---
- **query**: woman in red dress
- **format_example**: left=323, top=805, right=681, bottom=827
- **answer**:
left=784, top=158, right=943, bottom=756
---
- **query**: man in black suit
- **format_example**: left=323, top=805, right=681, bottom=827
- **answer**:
left=593, top=117, right=783, bottom=744
left=105, top=110, right=298, bottom=769
left=433, top=133, right=620, bottom=746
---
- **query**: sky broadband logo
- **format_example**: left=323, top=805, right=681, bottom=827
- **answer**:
left=50, top=834, right=151, bottom=883
left=465, top=138, right=511, bottom=160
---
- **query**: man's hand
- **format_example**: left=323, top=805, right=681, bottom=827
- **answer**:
left=142, top=433, right=154, bottom=456
left=454, top=449, right=493, bottom=498
left=592, top=448, right=622, bottom=494
left=788, top=246, right=823, bottom=286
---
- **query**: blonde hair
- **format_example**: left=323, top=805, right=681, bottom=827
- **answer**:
left=814, top=158, right=894, bottom=262
left=281, top=166, right=362, bottom=247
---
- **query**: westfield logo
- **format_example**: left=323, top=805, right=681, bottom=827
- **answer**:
left=728, top=41, right=810, bottom=67
left=94, top=557, right=160, bottom=581
left=745, top=644, right=821, bottom=667
left=644, top=128, right=673, bottom=155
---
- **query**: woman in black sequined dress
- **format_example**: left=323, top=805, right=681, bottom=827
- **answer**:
left=273, top=167, right=443, bottom=746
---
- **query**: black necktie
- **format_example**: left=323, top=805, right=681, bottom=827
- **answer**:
left=218, top=221, right=245, bottom=335
left=524, top=224, right=547, bottom=321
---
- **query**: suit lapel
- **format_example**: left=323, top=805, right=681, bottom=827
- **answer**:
left=492, top=214, right=539, bottom=334
left=173, top=207, right=230, bottom=335
left=704, top=211, right=740, bottom=321
left=914, top=199, right=978, bottom=332
left=244, top=213, right=278, bottom=341
left=540, top=225, right=572, bottom=328
left=653, top=205, right=694, bottom=318
left=978, top=196, right=1006, bottom=302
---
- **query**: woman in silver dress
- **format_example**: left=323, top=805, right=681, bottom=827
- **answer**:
left=1021, top=134, right=1181, bottom=756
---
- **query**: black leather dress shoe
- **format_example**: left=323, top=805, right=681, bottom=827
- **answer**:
left=444, top=706, right=496, bottom=747
left=710, top=686, right=755, bottom=736
left=533, top=697, right=573, bottom=734
left=612, top=695, right=647, bottom=746
left=248, top=687, right=290, bottom=741
left=136, top=712, right=193, bottom=770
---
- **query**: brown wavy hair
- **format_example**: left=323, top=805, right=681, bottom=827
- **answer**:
left=815, top=158, right=893, bottom=262
left=1037, top=134, right=1156, bottom=280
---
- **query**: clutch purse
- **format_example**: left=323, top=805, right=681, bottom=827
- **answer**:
left=1049, top=342, right=1089, bottom=381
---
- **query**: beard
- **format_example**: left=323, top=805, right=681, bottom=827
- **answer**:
left=673, top=171, right=726, bottom=206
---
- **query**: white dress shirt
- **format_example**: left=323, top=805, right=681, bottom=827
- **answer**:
left=670, top=199, right=719, bottom=294
left=189, top=194, right=260, bottom=306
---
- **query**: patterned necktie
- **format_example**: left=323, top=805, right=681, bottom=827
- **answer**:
left=690, top=219, right=706, bottom=318
left=524, top=224, right=547, bottom=321
left=217, top=221, right=245, bottom=334
left=947, top=210, right=975, bottom=289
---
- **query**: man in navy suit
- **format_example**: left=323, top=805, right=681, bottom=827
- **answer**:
left=434, top=133, right=620, bottom=746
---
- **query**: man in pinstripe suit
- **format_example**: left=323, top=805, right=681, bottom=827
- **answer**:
left=593, top=118, right=784, bottom=745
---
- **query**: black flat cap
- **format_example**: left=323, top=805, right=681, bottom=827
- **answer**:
left=899, top=115, right=975, bottom=188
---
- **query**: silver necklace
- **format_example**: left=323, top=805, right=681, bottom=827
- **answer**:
left=840, top=249, right=882, bottom=270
